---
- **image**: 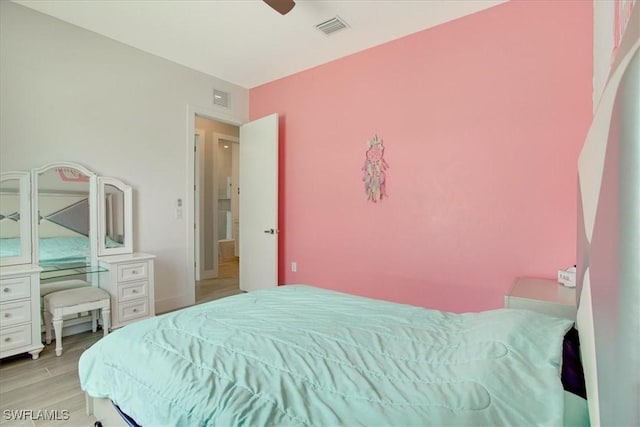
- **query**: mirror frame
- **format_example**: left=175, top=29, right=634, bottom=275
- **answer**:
left=31, top=162, right=98, bottom=265
left=97, top=176, right=133, bottom=256
left=0, top=171, right=32, bottom=266
left=0, top=162, right=135, bottom=268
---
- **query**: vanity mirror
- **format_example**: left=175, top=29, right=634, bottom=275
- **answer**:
left=31, top=162, right=97, bottom=267
left=97, top=177, right=132, bottom=256
left=0, top=171, right=32, bottom=266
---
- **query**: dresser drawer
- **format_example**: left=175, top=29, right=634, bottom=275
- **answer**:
left=0, top=276, right=31, bottom=302
left=118, top=299, right=149, bottom=323
left=0, top=324, right=31, bottom=352
left=118, top=281, right=148, bottom=302
left=117, top=262, right=149, bottom=282
left=0, top=301, right=31, bottom=328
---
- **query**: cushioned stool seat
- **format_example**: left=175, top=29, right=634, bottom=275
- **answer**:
left=43, top=287, right=111, bottom=356
left=40, top=279, right=91, bottom=297
left=40, top=279, right=91, bottom=321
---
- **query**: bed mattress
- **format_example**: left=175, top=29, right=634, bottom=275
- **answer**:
left=79, top=285, right=573, bottom=426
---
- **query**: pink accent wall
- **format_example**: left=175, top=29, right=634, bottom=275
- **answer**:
left=250, top=0, right=593, bottom=312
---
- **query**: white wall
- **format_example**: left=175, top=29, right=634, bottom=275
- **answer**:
left=0, top=1, right=249, bottom=312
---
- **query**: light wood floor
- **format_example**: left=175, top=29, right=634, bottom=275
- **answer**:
left=0, top=331, right=102, bottom=426
left=195, top=257, right=242, bottom=304
left=0, top=258, right=241, bottom=426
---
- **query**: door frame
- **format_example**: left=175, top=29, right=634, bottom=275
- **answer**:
left=213, top=132, right=240, bottom=243
left=186, top=105, right=243, bottom=306
left=194, top=128, right=205, bottom=281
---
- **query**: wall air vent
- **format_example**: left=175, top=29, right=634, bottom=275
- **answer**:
left=213, top=89, right=230, bottom=108
left=315, top=16, right=348, bottom=35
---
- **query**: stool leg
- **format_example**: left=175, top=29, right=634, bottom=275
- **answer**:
left=102, top=306, right=111, bottom=336
left=44, top=308, right=53, bottom=345
left=91, top=310, right=98, bottom=333
left=53, top=314, right=63, bottom=357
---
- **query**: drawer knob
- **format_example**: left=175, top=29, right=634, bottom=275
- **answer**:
left=4, top=313, right=10, bottom=318
left=2, top=288, right=9, bottom=293
left=132, top=308, right=138, bottom=313
left=131, top=270, right=138, bottom=275
left=132, top=289, right=138, bottom=294
left=4, top=337, right=10, bottom=342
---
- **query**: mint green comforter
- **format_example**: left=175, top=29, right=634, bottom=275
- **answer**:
left=79, top=285, right=573, bottom=426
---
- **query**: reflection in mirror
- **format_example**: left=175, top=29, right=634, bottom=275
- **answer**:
left=104, top=184, right=125, bottom=249
left=0, top=179, right=22, bottom=257
left=36, top=165, right=92, bottom=266
left=98, top=176, right=132, bottom=256
left=0, top=174, right=31, bottom=265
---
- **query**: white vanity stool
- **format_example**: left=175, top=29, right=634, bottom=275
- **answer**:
left=44, top=287, right=111, bottom=356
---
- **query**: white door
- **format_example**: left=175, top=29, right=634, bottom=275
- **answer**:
left=239, top=114, right=278, bottom=292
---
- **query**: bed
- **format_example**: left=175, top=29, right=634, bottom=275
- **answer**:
left=36, top=236, right=121, bottom=266
left=0, top=235, right=122, bottom=267
left=39, top=236, right=92, bottom=266
left=80, top=285, right=584, bottom=426
left=0, top=235, right=95, bottom=266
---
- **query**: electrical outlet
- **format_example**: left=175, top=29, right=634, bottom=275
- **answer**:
left=291, top=262, right=297, bottom=272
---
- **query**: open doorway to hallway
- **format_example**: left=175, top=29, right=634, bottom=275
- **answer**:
left=196, top=258, right=241, bottom=303
left=193, top=115, right=242, bottom=304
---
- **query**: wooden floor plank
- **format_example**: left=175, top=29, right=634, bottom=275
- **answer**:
left=196, top=257, right=242, bottom=304
left=1, top=258, right=241, bottom=426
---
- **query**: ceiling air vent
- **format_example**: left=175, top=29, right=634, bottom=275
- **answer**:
left=315, top=16, right=348, bottom=35
left=213, top=89, right=230, bottom=108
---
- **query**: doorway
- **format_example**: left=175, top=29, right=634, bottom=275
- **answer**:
left=193, top=115, right=241, bottom=304
left=186, top=107, right=279, bottom=306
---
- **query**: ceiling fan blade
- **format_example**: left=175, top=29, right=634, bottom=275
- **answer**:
left=263, top=0, right=295, bottom=15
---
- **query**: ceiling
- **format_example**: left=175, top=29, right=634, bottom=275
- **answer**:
left=14, top=0, right=507, bottom=89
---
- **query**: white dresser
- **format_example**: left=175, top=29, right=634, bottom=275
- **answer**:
left=0, top=265, right=44, bottom=359
left=1, top=165, right=156, bottom=358
left=504, top=277, right=577, bottom=320
left=98, top=253, right=155, bottom=329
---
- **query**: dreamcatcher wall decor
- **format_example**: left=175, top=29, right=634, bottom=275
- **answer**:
left=362, top=134, right=388, bottom=203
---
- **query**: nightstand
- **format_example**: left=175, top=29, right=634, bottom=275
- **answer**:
left=504, top=277, right=577, bottom=320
